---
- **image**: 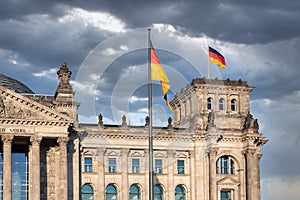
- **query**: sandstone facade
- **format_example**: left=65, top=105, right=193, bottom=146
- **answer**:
left=0, top=63, right=267, bottom=200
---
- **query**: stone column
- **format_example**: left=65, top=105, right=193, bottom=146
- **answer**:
left=58, top=137, right=69, bottom=200
left=30, top=135, right=42, bottom=200
left=208, top=148, right=217, bottom=200
left=2, top=134, right=14, bottom=200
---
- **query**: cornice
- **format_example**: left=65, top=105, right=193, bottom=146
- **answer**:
left=0, top=118, right=71, bottom=126
left=85, top=132, right=193, bottom=142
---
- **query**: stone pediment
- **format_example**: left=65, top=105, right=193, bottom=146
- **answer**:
left=130, top=151, right=143, bottom=157
left=0, top=86, right=74, bottom=125
left=154, top=152, right=166, bottom=158
left=106, top=150, right=119, bottom=157
left=176, top=152, right=188, bottom=158
left=217, top=176, right=240, bottom=186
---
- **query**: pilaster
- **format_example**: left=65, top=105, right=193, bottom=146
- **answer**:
left=167, top=150, right=176, bottom=200
left=245, top=148, right=260, bottom=200
left=96, top=147, right=105, bottom=200
left=208, top=148, right=218, bottom=200
left=189, top=150, right=195, bottom=200
left=58, top=137, right=69, bottom=200
left=121, top=148, right=129, bottom=200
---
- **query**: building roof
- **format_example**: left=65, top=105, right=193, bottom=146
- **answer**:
left=0, top=74, right=34, bottom=94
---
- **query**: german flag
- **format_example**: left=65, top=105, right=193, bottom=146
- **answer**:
left=209, top=46, right=226, bottom=69
left=150, top=40, right=173, bottom=111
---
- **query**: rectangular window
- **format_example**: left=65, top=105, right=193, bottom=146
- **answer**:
left=155, top=159, right=163, bottom=174
left=177, top=160, right=185, bottom=174
left=84, top=157, right=93, bottom=172
left=132, top=159, right=140, bottom=173
left=108, top=158, right=117, bottom=173
left=221, top=190, right=232, bottom=200
left=221, top=157, right=228, bottom=174
left=12, top=150, right=28, bottom=200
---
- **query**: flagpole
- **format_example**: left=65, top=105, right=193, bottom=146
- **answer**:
left=147, top=28, right=154, bottom=200
left=207, top=46, right=210, bottom=79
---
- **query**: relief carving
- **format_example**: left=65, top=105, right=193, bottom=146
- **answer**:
left=0, top=96, right=33, bottom=119
left=0, top=96, right=5, bottom=117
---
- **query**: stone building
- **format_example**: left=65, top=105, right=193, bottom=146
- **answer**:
left=0, top=63, right=267, bottom=200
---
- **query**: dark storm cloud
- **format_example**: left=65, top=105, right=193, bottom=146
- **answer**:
left=2, top=0, right=300, bottom=45
left=75, top=0, right=300, bottom=44
left=0, top=1, right=65, bottom=20
left=0, top=1, right=115, bottom=73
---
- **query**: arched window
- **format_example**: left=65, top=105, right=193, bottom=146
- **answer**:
left=216, top=156, right=235, bottom=174
left=219, top=98, right=225, bottom=110
left=129, top=184, right=140, bottom=200
left=154, top=184, right=164, bottom=200
left=106, top=184, right=118, bottom=200
left=81, top=184, right=94, bottom=200
left=231, top=99, right=236, bottom=111
left=207, top=97, right=212, bottom=110
left=175, top=185, right=186, bottom=200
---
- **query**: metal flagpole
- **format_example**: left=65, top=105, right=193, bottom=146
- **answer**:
left=147, top=28, right=154, bottom=200
left=208, top=46, right=210, bottom=79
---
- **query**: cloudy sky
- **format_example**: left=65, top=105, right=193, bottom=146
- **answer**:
left=1, top=0, right=300, bottom=199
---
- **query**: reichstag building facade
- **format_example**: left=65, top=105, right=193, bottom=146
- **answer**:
left=0, top=62, right=267, bottom=200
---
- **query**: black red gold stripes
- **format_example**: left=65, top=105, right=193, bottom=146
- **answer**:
left=209, top=46, right=226, bottom=69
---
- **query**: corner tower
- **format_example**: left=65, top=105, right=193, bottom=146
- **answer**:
left=170, top=78, right=267, bottom=200
left=171, top=78, right=253, bottom=131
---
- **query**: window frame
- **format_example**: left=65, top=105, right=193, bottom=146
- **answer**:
left=129, top=184, right=141, bottom=200
left=219, top=98, right=225, bottom=110
left=216, top=156, right=235, bottom=175
left=108, top=158, right=117, bottom=173
left=220, top=189, right=232, bottom=200
left=154, top=184, right=164, bottom=200
left=177, top=160, right=185, bottom=174
left=132, top=158, right=140, bottom=173
left=84, top=157, right=93, bottom=173
left=155, top=159, right=163, bottom=174
left=230, top=99, right=236, bottom=111
left=81, top=184, right=94, bottom=200
left=207, top=97, right=212, bottom=110
left=105, top=184, right=118, bottom=200
left=175, top=185, right=186, bottom=200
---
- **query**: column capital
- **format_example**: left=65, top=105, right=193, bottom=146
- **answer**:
left=57, top=137, right=69, bottom=146
left=120, top=148, right=130, bottom=156
left=188, top=150, right=195, bottom=158
left=207, top=147, right=218, bottom=156
left=30, top=135, right=42, bottom=145
left=96, top=147, right=106, bottom=157
left=247, top=148, right=257, bottom=156
left=167, top=150, right=176, bottom=158
left=1, top=134, right=14, bottom=144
